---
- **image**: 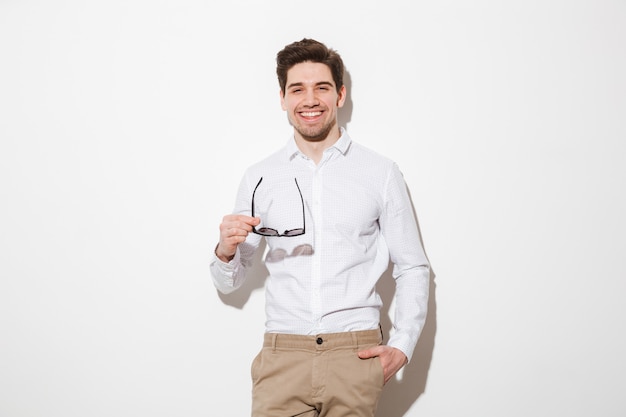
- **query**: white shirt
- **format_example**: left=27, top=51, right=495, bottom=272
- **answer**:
left=210, top=129, right=430, bottom=361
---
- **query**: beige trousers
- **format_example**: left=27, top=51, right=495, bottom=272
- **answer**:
left=251, top=329, right=384, bottom=417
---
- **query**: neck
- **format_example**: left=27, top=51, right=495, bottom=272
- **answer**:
left=294, top=126, right=342, bottom=164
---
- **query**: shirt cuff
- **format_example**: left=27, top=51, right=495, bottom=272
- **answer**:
left=387, top=331, right=418, bottom=364
left=209, top=248, right=241, bottom=294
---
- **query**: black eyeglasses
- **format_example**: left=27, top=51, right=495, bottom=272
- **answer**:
left=251, top=177, right=306, bottom=237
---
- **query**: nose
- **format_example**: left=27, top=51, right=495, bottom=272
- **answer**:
left=303, top=88, right=319, bottom=106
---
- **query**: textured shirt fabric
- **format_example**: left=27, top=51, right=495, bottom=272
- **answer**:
left=210, top=129, right=430, bottom=361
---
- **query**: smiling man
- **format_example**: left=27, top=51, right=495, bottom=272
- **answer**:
left=210, top=38, right=430, bottom=417
left=281, top=61, right=346, bottom=149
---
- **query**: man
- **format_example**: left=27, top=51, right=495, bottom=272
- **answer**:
left=210, top=38, right=430, bottom=417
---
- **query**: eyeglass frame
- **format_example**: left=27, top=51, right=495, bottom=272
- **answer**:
left=251, top=177, right=306, bottom=237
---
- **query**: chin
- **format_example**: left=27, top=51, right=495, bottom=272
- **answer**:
left=296, top=123, right=336, bottom=142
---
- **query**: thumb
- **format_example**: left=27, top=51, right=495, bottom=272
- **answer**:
left=358, top=346, right=382, bottom=359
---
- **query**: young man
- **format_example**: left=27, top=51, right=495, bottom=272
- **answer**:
left=210, top=38, right=430, bottom=417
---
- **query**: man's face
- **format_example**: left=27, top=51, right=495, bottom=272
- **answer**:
left=280, top=61, right=346, bottom=142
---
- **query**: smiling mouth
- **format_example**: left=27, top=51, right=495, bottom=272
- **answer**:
left=299, top=111, right=323, bottom=118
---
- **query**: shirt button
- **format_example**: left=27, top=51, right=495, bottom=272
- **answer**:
left=316, top=337, right=323, bottom=345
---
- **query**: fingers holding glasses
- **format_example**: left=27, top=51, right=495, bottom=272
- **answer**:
left=216, top=215, right=260, bottom=262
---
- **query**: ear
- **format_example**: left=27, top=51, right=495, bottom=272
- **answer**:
left=280, top=89, right=287, bottom=111
left=336, top=85, right=347, bottom=108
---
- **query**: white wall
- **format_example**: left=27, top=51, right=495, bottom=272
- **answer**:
left=1, top=1, right=625, bottom=416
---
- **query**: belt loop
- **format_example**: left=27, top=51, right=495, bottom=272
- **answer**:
left=271, top=333, right=277, bottom=351
left=351, top=331, right=359, bottom=351
left=379, top=324, right=384, bottom=343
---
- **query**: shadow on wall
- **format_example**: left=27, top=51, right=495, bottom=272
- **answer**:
left=338, top=69, right=353, bottom=130
left=376, top=267, right=437, bottom=417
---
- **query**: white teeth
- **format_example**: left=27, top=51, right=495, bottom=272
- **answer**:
left=301, top=111, right=322, bottom=117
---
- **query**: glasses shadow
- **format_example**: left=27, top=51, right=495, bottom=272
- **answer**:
left=265, top=244, right=314, bottom=263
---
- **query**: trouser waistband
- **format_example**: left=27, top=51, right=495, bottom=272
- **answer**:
left=263, top=328, right=382, bottom=351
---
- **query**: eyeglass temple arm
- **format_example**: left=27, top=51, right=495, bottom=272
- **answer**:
left=251, top=177, right=263, bottom=218
left=294, top=178, right=305, bottom=232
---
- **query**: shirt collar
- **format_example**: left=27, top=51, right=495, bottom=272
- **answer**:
left=285, top=127, right=352, bottom=161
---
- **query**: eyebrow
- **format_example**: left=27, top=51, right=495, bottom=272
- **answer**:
left=286, top=81, right=335, bottom=90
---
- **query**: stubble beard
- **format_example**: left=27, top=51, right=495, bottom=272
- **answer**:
left=292, top=116, right=338, bottom=143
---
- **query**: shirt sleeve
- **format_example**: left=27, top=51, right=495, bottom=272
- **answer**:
left=380, top=162, right=430, bottom=363
left=209, top=247, right=243, bottom=294
left=209, top=173, right=263, bottom=294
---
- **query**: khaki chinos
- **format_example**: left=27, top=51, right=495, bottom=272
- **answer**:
left=251, top=328, right=385, bottom=417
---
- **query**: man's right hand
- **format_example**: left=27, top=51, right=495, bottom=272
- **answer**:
left=215, top=214, right=260, bottom=262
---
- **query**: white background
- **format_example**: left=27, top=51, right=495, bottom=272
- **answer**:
left=1, top=1, right=625, bottom=416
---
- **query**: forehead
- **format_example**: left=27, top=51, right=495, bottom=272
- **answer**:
left=286, top=61, right=335, bottom=87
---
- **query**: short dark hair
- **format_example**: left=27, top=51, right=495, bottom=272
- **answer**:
left=276, top=38, right=344, bottom=93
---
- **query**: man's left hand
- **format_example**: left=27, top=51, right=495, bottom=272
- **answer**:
left=357, top=345, right=408, bottom=384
